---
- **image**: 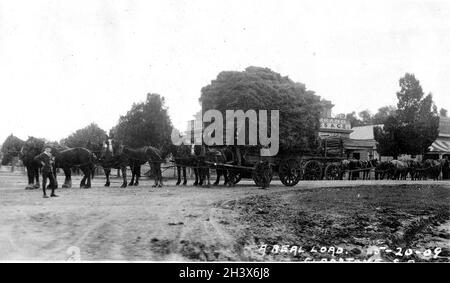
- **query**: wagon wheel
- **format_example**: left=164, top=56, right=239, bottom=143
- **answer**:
left=278, top=159, right=302, bottom=186
left=324, top=163, right=340, bottom=180
left=252, top=162, right=273, bottom=188
left=303, top=160, right=323, bottom=180
left=227, top=170, right=242, bottom=185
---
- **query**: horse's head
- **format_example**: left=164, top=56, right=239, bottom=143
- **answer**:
left=100, top=138, right=114, bottom=160
left=370, top=159, right=379, bottom=168
left=20, top=137, right=45, bottom=164
left=112, top=139, right=124, bottom=155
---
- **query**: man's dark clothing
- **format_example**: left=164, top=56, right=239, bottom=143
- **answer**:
left=34, top=152, right=57, bottom=194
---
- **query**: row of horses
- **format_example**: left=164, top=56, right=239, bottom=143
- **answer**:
left=19, top=137, right=238, bottom=190
left=19, top=136, right=450, bottom=190
left=340, top=158, right=449, bottom=181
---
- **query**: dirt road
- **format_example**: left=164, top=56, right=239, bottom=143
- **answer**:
left=0, top=172, right=448, bottom=261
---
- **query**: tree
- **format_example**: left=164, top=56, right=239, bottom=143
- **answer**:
left=358, top=110, right=373, bottom=125
left=62, top=123, right=108, bottom=153
left=396, top=73, right=424, bottom=123
left=345, top=112, right=363, bottom=127
left=374, top=117, right=402, bottom=158
left=1, top=134, right=24, bottom=165
left=440, top=108, right=448, bottom=117
left=112, top=93, right=173, bottom=149
left=373, top=105, right=396, bottom=124
left=199, top=66, right=322, bottom=153
left=375, top=74, right=439, bottom=157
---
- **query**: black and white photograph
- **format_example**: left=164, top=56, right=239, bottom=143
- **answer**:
left=0, top=0, right=449, bottom=269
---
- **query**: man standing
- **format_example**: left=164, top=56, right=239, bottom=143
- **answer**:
left=34, top=146, right=58, bottom=198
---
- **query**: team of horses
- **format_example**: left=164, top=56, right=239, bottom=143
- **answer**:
left=340, top=158, right=449, bottom=181
left=19, top=136, right=450, bottom=190
left=18, top=137, right=239, bottom=190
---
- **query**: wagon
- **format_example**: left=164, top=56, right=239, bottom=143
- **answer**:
left=197, top=136, right=347, bottom=187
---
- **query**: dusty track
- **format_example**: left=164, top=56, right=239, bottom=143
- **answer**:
left=0, top=172, right=448, bottom=261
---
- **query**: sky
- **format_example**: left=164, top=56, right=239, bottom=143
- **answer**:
left=0, top=0, right=449, bottom=144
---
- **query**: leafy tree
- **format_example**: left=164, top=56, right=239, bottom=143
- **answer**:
left=375, top=74, right=439, bottom=157
left=345, top=112, right=363, bottom=127
left=1, top=134, right=24, bottom=165
left=358, top=110, right=373, bottom=125
left=62, top=123, right=108, bottom=153
left=374, top=117, right=402, bottom=158
left=199, top=66, right=322, bottom=153
left=112, top=93, right=173, bottom=149
left=373, top=105, right=396, bottom=124
left=440, top=108, right=448, bottom=117
left=396, top=73, right=424, bottom=123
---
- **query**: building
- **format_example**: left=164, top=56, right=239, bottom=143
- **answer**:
left=345, top=125, right=381, bottom=160
left=319, top=100, right=379, bottom=160
left=427, top=116, right=450, bottom=159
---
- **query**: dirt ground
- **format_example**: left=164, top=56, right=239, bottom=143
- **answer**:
left=0, top=172, right=449, bottom=262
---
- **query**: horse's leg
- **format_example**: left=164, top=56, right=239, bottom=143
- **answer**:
left=80, top=167, right=91, bottom=189
left=80, top=170, right=86, bottom=188
left=157, top=163, right=163, bottom=187
left=182, top=167, right=187, bottom=185
left=25, top=166, right=33, bottom=189
left=134, top=165, right=140, bottom=186
left=151, top=164, right=158, bottom=187
left=120, top=166, right=127, bottom=188
left=213, top=170, right=221, bottom=186
left=104, top=168, right=111, bottom=187
left=34, top=167, right=40, bottom=188
left=129, top=165, right=135, bottom=186
left=199, top=169, right=204, bottom=186
left=62, top=168, right=71, bottom=188
left=193, top=168, right=199, bottom=186
left=86, top=167, right=92, bottom=188
left=81, top=166, right=91, bottom=189
left=176, top=166, right=181, bottom=186
left=204, top=169, right=211, bottom=187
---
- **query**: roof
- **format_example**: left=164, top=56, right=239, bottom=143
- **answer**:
left=439, top=117, right=450, bottom=138
left=349, top=124, right=383, bottom=140
left=429, top=138, right=450, bottom=153
left=344, top=139, right=377, bottom=150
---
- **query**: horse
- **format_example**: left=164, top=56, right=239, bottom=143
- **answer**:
left=120, top=144, right=164, bottom=187
left=193, top=145, right=210, bottom=186
left=360, top=159, right=378, bottom=180
left=403, top=158, right=422, bottom=180
left=374, top=161, right=395, bottom=180
left=442, top=157, right=450, bottom=180
left=340, top=159, right=362, bottom=180
left=19, top=137, right=45, bottom=190
left=99, top=139, right=129, bottom=188
left=54, top=147, right=97, bottom=189
left=172, top=144, right=192, bottom=186
left=390, top=160, right=409, bottom=180
left=423, top=159, right=442, bottom=180
left=212, top=147, right=236, bottom=186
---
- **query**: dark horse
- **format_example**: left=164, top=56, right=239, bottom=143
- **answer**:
left=193, top=145, right=211, bottom=187
left=192, top=145, right=238, bottom=187
left=20, top=138, right=96, bottom=189
left=54, top=147, right=97, bottom=188
left=120, top=144, right=164, bottom=187
left=172, top=144, right=192, bottom=186
left=340, top=159, right=362, bottom=180
left=212, top=146, right=235, bottom=186
left=99, top=139, right=164, bottom=188
left=99, top=139, right=129, bottom=188
left=19, top=137, right=44, bottom=190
